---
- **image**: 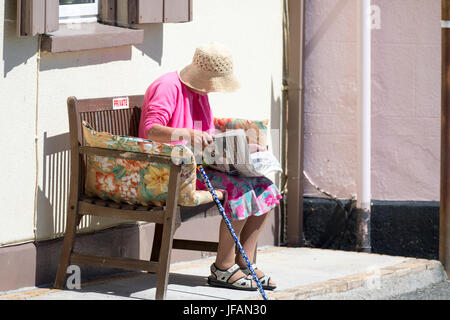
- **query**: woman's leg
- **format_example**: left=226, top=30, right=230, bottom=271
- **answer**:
left=213, top=219, right=255, bottom=284
left=235, top=212, right=276, bottom=286
left=236, top=213, right=270, bottom=265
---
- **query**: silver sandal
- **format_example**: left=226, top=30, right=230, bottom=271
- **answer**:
left=241, top=264, right=277, bottom=291
left=207, top=263, right=257, bottom=291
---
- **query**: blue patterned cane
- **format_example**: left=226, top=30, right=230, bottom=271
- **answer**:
left=197, top=165, right=268, bottom=301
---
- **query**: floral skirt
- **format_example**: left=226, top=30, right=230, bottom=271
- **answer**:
left=196, top=168, right=283, bottom=221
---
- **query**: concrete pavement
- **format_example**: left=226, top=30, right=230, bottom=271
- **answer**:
left=385, top=280, right=450, bottom=300
left=0, top=246, right=447, bottom=300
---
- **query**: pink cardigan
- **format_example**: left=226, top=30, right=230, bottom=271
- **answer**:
left=138, top=71, right=215, bottom=144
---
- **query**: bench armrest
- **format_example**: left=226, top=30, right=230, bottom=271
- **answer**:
left=79, top=146, right=185, bottom=166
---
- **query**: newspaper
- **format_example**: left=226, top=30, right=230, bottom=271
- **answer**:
left=203, top=129, right=283, bottom=178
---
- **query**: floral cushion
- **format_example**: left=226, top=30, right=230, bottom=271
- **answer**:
left=82, top=121, right=222, bottom=207
left=214, top=118, right=269, bottom=147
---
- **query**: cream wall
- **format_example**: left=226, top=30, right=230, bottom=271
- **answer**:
left=0, top=0, right=284, bottom=245
left=1, top=1, right=38, bottom=245
left=303, top=0, right=441, bottom=201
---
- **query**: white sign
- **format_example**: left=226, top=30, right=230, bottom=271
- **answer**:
left=113, top=97, right=129, bottom=110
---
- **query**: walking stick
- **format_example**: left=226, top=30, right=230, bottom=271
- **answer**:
left=197, top=165, right=269, bottom=300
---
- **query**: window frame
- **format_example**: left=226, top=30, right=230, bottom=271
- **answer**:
left=59, top=0, right=100, bottom=24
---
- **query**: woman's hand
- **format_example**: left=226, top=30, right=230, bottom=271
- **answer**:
left=189, top=129, right=213, bottom=149
left=248, top=144, right=267, bottom=154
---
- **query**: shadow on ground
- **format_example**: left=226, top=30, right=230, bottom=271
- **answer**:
left=72, top=273, right=218, bottom=300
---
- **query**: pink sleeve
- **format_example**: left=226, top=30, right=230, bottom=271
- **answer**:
left=142, top=81, right=178, bottom=136
left=204, top=96, right=216, bottom=136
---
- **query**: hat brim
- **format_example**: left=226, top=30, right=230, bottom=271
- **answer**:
left=179, top=64, right=241, bottom=93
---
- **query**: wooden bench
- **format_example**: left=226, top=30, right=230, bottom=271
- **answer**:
left=53, top=95, right=222, bottom=300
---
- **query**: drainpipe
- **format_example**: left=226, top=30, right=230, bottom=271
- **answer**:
left=355, top=0, right=372, bottom=253
left=286, top=0, right=306, bottom=247
left=440, top=0, right=450, bottom=276
left=280, top=0, right=289, bottom=245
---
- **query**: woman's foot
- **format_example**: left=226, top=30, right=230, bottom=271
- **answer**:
left=208, top=263, right=258, bottom=291
left=240, top=264, right=277, bottom=290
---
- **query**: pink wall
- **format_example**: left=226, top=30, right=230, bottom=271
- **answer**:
left=303, top=0, right=441, bottom=201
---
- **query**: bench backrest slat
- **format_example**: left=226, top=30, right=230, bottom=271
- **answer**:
left=72, top=95, right=144, bottom=145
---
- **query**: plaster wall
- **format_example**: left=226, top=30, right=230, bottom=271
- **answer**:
left=303, top=0, right=441, bottom=201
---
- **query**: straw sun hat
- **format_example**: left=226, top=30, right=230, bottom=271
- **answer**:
left=179, top=42, right=241, bottom=93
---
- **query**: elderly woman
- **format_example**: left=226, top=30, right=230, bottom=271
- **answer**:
left=138, top=42, right=281, bottom=291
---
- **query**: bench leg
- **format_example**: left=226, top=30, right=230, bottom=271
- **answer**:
left=54, top=206, right=80, bottom=289
left=155, top=207, right=180, bottom=300
left=150, top=223, right=163, bottom=263
left=155, top=165, right=181, bottom=300
left=151, top=209, right=181, bottom=264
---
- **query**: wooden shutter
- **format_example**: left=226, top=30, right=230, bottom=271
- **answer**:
left=17, top=0, right=59, bottom=37
left=164, top=0, right=192, bottom=23
left=127, top=0, right=164, bottom=24
left=106, top=0, right=163, bottom=26
left=100, top=0, right=117, bottom=26
left=113, top=0, right=192, bottom=26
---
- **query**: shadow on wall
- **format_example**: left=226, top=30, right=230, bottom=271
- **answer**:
left=2, top=1, right=36, bottom=77
left=270, top=77, right=282, bottom=188
left=135, top=24, right=164, bottom=66
left=270, top=78, right=282, bottom=246
left=304, top=0, right=351, bottom=60
left=36, top=132, right=72, bottom=240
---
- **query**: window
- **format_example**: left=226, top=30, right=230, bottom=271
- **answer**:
left=17, top=0, right=193, bottom=38
left=59, top=0, right=99, bottom=24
